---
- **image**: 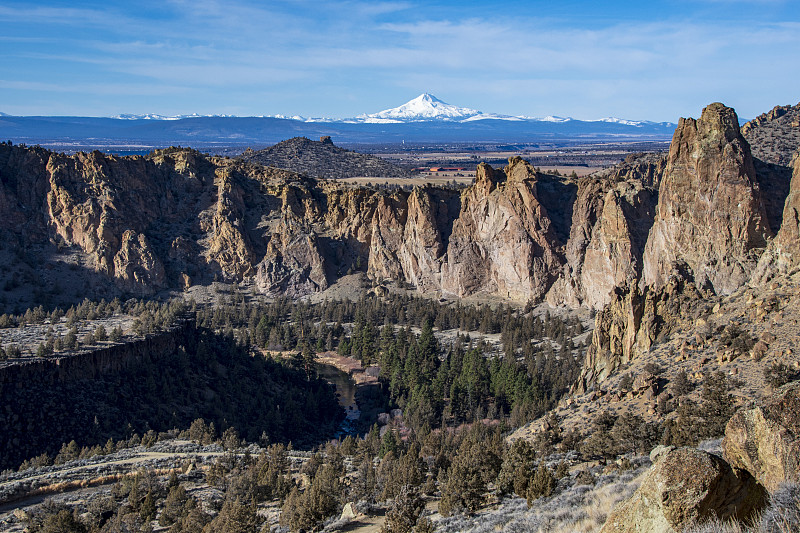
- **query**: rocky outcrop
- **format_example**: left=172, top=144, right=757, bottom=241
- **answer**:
left=112, top=231, right=166, bottom=295
left=1, top=101, right=795, bottom=308
left=203, top=167, right=258, bottom=280
left=577, top=274, right=703, bottom=391
left=441, top=159, right=563, bottom=301
left=577, top=285, right=644, bottom=390
left=600, top=447, right=766, bottom=533
left=742, top=102, right=800, bottom=167
left=548, top=153, right=663, bottom=309
left=367, top=193, right=407, bottom=282
left=741, top=102, right=800, bottom=234
left=723, top=381, right=800, bottom=493
left=753, top=154, right=800, bottom=280
left=399, top=187, right=459, bottom=291
left=256, top=215, right=328, bottom=297
left=643, top=103, right=771, bottom=295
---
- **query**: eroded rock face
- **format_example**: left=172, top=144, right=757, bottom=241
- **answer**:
left=0, top=101, right=788, bottom=306
left=577, top=285, right=644, bottom=390
left=255, top=215, right=328, bottom=297
left=398, top=187, right=456, bottom=292
left=742, top=102, right=800, bottom=167
left=753, top=154, right=800, bottom=280
left=549, top=154, right=663, bottom=309
left=112, top=231, right=166, bottom=295
left=643, top=103, right=771, bottom=295
left=577, top=275, right=703, bottom=392
left=723, top=382, right=800, bottom=493
left=367, top=193, right=407, bottom=282
left=203, top=168, right=257, bottom=280
left=441, top=158, right=563, bottom=301
left=600, top=447, right=766, bottom=533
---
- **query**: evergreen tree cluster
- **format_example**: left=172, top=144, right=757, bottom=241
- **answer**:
left=0, top=326, right=342, bottom=470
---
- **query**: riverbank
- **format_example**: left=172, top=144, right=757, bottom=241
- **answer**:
left=315, top=351, right=380, bottom=385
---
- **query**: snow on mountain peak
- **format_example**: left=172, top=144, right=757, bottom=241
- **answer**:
left=362, top=93, right=485, bottom=121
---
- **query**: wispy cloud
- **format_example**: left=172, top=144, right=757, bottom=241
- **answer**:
left=0, top=0, right=798, bottom=119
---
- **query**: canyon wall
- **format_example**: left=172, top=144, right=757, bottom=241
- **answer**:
left=1, top=101, right=798, bottom=395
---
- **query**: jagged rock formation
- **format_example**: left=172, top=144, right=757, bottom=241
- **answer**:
left=753, top=153, right=800, bottom=280
left=256, top=215, right=329, bottom=297
left=366, top=186, right=460, bottom=292
left=0, top=100, right=797, bottom=313
left=576, top=104, right=799, bottom=393
left=600, top=447, right=766, bottom=533
left=741, top=103, right=800, bottom=234
left=643, top=103, right=771, bottom=296
left=441, top=159, right=563, bottom=301
left=576, top=275, right=704, bottom=392
left=723, top=381, right=800, bottom=493
left=547, top=153, right=663, bottom=309
left=240, top=136, right=411, bottom=179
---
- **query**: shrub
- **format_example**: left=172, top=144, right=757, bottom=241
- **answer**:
left=381, top=485, right=425, bottom=533
left=763, top=363, right=799, bottom=389
left=671, top=370, right=693, bottom=396
left=718, top=324, right=755, bottom=356
left=760, top=482, right=800, bottom=533
left=526, top=463, right=556, bottom=505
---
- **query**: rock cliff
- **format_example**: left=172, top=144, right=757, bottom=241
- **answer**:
left=441, top=158, right=563, bottom=301
left=752, top=153, right=800, bottom=281
left=643, top=103, right=771, bottom=296
left=547, top=153, right=663, bottom=309
left=0, top=101, right=797, bottom=314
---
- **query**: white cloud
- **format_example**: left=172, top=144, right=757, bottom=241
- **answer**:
left=1, top=1, right=799, bottom=119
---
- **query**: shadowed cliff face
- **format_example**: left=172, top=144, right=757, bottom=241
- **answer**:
left=546, top=153, right=664, bottom=309
left=0, top=321, right=343, bottom=469
left=752, top=153, right=800, bottom=281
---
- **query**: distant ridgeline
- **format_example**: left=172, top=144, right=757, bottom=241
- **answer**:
left=0, top=319, right=342, bottom=470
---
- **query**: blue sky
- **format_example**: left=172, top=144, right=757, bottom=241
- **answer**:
left=1, top=0, right=798, bottom=121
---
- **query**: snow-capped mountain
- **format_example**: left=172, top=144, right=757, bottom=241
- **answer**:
left=0, top=95, right=677, bottom=148
left=112, top=113, right=236, bottom=120
left=104, top=94, right=669, bottom=128
left=358, top=93, right=494, bottom=122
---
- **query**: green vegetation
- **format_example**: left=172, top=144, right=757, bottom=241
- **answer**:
left=0, top=322, right=342, bottom=470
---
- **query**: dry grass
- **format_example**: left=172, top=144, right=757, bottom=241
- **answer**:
left=434, top=457, right=649, bottom=533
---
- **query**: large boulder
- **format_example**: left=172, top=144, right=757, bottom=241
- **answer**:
left=600, top=447, right=766, bottom=533
left=723, top=381, right=800, bottom=493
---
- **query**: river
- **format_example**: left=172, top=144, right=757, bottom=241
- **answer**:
left=315, top=362, right=385, bottom=437
left=316, top=362, right=362, bottom=437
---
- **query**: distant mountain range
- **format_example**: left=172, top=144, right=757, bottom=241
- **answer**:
left=0, top=94, right=677, bottom=149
